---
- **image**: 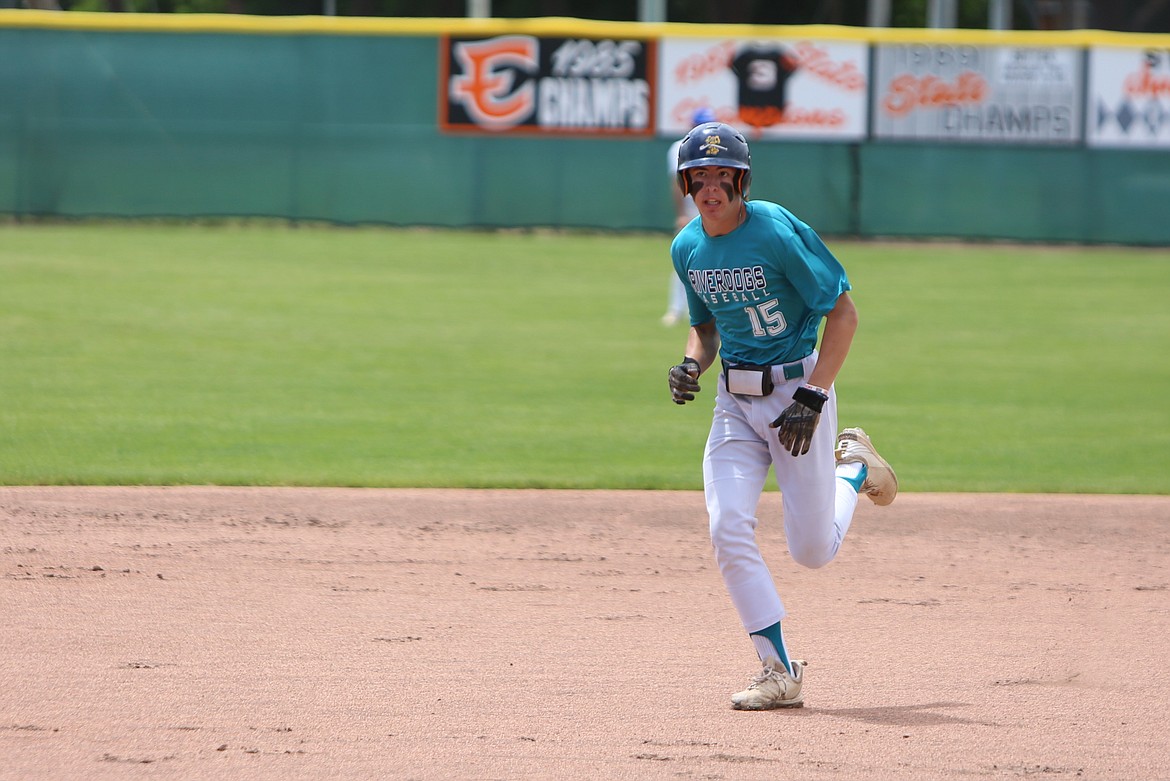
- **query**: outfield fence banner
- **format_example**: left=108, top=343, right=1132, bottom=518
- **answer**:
left=4, top=12, right=1170, bottom=243
left=1087, top=45, right=1170, bottom=147
left=439, top=34, right=655, bottom=135
left=871, top=43, right=1083, bottom=144
left=656, top=37, right=868, bottom=140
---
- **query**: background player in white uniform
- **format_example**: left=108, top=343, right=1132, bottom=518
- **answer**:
left=666, top=122, right=898, bottom=710
left=663, top=107, right=716, bottom=326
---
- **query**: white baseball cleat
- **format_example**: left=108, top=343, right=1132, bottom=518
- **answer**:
left=836, top=427, right=898, bottom=506
left=730, top=659, right=806, bottom=710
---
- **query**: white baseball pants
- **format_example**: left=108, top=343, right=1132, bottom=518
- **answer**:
left=702, top=351, right=860, bottom=634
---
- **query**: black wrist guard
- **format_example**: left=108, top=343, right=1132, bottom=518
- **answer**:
left=792, top=385, right=828, bottom=413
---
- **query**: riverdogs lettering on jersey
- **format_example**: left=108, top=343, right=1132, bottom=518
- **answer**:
left=689, top=265, right=768, bottom=303
left=442, top=35, right=654, bottom=136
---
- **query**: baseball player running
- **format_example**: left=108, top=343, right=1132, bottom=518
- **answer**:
left=666, top=122, right=897, bottom=710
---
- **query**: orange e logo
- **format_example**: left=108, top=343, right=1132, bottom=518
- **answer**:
left=450, top=36, right=539, bottom=130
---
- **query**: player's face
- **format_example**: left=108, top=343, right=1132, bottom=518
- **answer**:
left=687, top=166, right=742, bottom=224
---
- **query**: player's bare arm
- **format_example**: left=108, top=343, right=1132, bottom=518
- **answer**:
left=806, top=292, right=858, bottom=392
left=684, top=320, right=720, bottom=375
left=771, top=293, right=858, bottom=456
left=668, top=320, right=719, bottom=405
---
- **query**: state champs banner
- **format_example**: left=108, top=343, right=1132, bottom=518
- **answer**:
left=440, top=35, right=654, bottom=135
left=1088, top=46, right=1170, bottom=148
left=871, top=43, right=1083, bottom=144
left=657, top=38, right=868, bottom=140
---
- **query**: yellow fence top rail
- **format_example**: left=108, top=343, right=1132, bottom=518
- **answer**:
left=2, top=8, right=1169, bottom=47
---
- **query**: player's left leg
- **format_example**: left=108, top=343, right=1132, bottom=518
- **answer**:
left=766, top=383, right=859, bottom=570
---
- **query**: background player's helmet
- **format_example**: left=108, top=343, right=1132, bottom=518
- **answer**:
left=676, top=122, right=751, bottom=198
left=690, top=107, right=717, bottom=126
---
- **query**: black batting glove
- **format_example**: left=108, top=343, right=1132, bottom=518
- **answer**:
left=668, top=358, right=702, bottom=405
left=769, top=385, right=829, bottom=457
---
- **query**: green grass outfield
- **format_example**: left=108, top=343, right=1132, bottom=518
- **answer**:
left=2, top=222, right=1167, bottom=494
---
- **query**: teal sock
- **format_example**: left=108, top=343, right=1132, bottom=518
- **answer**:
left=749, top=622, right=792, bottom=674
left=837, top=461, right=868, bottom=493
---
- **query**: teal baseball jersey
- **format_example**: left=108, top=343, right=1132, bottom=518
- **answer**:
left=670, top=200, right=851, bottom=366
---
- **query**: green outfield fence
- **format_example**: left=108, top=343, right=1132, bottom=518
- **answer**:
left=2, top=11, right=1169, bottom=244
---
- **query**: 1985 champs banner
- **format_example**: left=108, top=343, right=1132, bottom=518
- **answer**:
left=441, top=35, right=654, bottom=135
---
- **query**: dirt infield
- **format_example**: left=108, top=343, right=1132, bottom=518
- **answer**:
left=2, top=487, right=1168, bottom=780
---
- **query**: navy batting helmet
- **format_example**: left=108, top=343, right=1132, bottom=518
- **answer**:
left=676, top=122, right=751, bottom=198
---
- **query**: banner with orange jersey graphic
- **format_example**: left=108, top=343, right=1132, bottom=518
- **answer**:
left=656, top=38, right=869, bottom=140
left=440, top=34, right=654, bottom=135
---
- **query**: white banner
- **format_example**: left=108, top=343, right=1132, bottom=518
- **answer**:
left=1088, top=46, right=1170, bottom=148
left=872, top=43, right=1082, bottom=144
left=657, top=38, right=868, bottom=140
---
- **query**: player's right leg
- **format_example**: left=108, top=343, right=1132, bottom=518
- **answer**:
left=703, top=387, right=784, bottom=635
left=703, top=382, right=806, bottom=708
